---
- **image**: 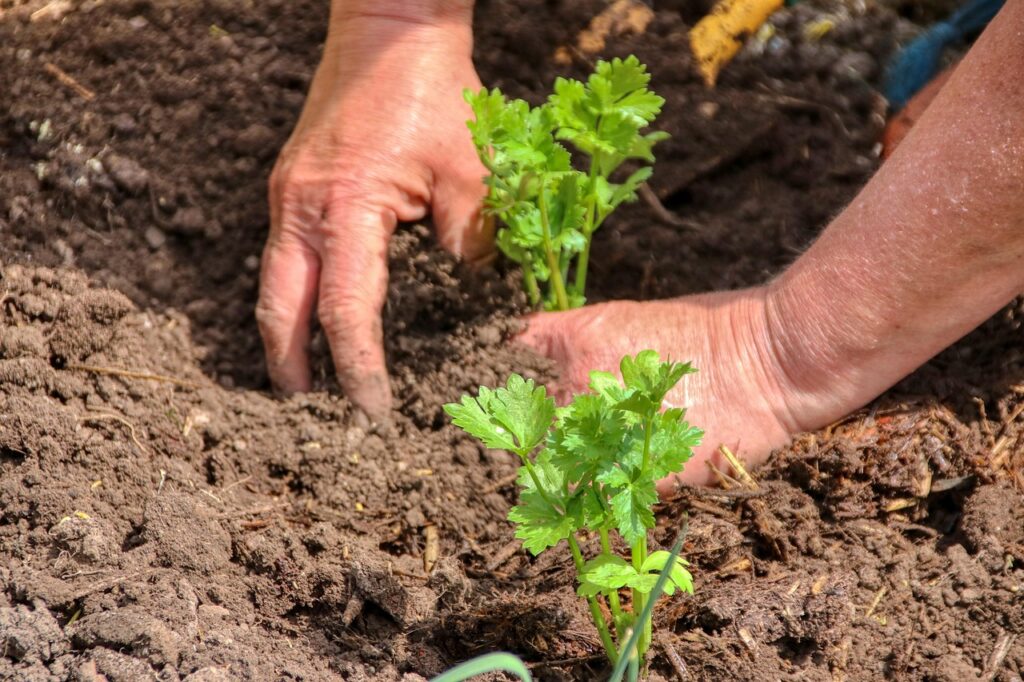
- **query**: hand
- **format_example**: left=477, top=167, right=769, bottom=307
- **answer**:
left=518, top=289, right=814, bottom=489
left=256, top=9, right=490, bottom=420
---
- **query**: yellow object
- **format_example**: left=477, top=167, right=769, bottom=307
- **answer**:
left=803, top=18, right=836, bottom=41
left=690, top=0, right=784, bottom=86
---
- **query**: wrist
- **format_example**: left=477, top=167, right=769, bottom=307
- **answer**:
left=762, top=268, right=889, bottom=432
left=332, top=0, right=473, bottom=27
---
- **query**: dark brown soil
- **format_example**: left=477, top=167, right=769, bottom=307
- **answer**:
left=2, top=1, right=1023, bottom=681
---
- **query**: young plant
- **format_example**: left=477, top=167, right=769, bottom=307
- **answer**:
left=465, top=56, right=668, bottom=311
left=444, top=351, right=702, bottom=668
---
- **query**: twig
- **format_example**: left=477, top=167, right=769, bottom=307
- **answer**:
left=981, top=631, right=1015, bottom=682
left=481, top=471, right=519, bottom=494
left=658, top=633, right=690, bottom=680
left=639, top=184, right=699, bottom=230
left=66, top=363, right=200, bottom=389
left=754, top=92, right=851, bottom=139
left=485, top=539, right=523, bottom=573
left=863, top=586, right=887, bottom=619
left=79, top=413, right=146, bottom=454
left=685, top=498, right=739, bottom=522
left=222, top=475, right=253, bottom=494
left=43, top=62, right=96, bottom=101
left=527, top=653, right=606, bottom=668
left=719, top=445, right=758, bottom=490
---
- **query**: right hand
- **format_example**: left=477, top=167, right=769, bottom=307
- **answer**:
left=256, top=9, right=492, bottom=421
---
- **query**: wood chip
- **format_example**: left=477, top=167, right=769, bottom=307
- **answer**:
left=423, top=524, right=439, bottom=573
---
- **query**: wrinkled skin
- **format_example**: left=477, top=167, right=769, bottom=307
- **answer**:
left=518, top=291, right=806, bottom=489
left=258, top=0, right=1024, bottom=489
left=256, top=14, right=491, bottom=420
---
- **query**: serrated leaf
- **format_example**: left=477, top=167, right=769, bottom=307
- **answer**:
left=550, top=393, right=626, bottom=483
left=595, top=55, right=652, bottom=101
left=609, top=478, right=658, bottom=545
left=649, top=410, right=703, bottom=479
left=619, top=350, right=695, bottom=410
left=443, top=388, right=518, bottom=452
left=443, top=374, right=555, bottom=456
left=508, top=452, right=574, bottom=555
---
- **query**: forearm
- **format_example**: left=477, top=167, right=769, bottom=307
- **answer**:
left=767, top=0, right=1024, bottom=416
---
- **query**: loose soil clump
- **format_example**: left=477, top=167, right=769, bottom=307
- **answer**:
left=2, top=0, right=1023, bottom=680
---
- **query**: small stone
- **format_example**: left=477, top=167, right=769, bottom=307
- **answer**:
left=144, top=226, right=167, bottom=249
left=244, top=255, right=260, bottom=271
left=169, top=206, right=206, bottom=236
left=111, top=113, right=137, bottom=135
left=128, top=15, right=148, bottom=29
left=959, top=587, right=983, bottom=604
left=699, top=101, right=720, bottom=119
left=832, top=51, right=875, bottom=81
left=104, top=153, right=149, bottom=194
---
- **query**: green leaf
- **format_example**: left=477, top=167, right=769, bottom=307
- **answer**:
left=608, top=167, right=653, bottom=212
left=619, top=350, right=695, bottom=409
left=431, top=652, right=532, bottom=682
left=648, top=409, right=703, bottom=480
left=641, top=551, right=694, bottom=596
left=588, top=371, right=628, bottom=404
left=549, top=393, right=626, bottom=483
left=508, top=452, right=574, bottom=554
left=609, top=478, right=658, bottom=546
left=577, top=554, right=638, bottom=597
left=443, top=388, right=518, bottom=452
left=444, top=374, right=555, bottom=455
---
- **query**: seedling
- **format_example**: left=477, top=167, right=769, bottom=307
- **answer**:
left=465, top=56, right=667, bottom=310
left=444, top=351, right=701, bottom=669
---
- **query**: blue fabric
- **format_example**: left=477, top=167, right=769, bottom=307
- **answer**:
left=883, top=0, right=1005, bottom=109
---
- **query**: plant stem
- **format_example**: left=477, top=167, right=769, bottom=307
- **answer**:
left=635, top=414, right=656, bottom=657
left=537, top=180, right=570, bottom=311
left=599, top=528, right=625, bottom=623
left=520, top=458, right=616, bottom=662
left=574, top=238, right=591, bottom=297
left=522, top=258, right=541, bottom=307
left=574, top=166, right=598, bottom=297
left=569, top=534, right=618, bottom=664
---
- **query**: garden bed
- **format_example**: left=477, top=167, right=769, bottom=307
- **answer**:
left=1, top=0, right=1022, bottom=680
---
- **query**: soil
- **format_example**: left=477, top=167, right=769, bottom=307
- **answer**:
left=2, top=1, right=1023, bottom=681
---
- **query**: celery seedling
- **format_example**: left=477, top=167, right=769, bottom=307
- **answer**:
left=465, top=56, right=667, bottom=311
left=444, top=351, right=701, bottom=669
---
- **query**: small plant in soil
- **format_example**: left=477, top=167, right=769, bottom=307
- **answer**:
left=465, top=55, right=667, bottom=310
left=444, top=350, right=702, bottom=669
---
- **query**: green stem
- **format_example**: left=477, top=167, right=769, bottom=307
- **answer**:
left=635, top=414, right=656, bottom=658
left=574, top=165, right=598, bottom=297
left=574, top=238, right=592, bottom=297
left=520, top=454, right=558, bottom=512
left=599, top=528, right=625, bottom=624
left=569, top=535, right=618, bottom=664
left=537, top=181, right=570, bottom=311
left=522, top=259, right=541, bottom=307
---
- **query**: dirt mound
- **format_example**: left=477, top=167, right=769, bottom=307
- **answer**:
left=2, top=0, right=1023, bottom=680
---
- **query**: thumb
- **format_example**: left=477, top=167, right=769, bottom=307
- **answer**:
left=515, top=311, right=569, bottom=361
left=432, top=167, right=495, bottom=266
left=317, top=199, right=396, bottom=422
